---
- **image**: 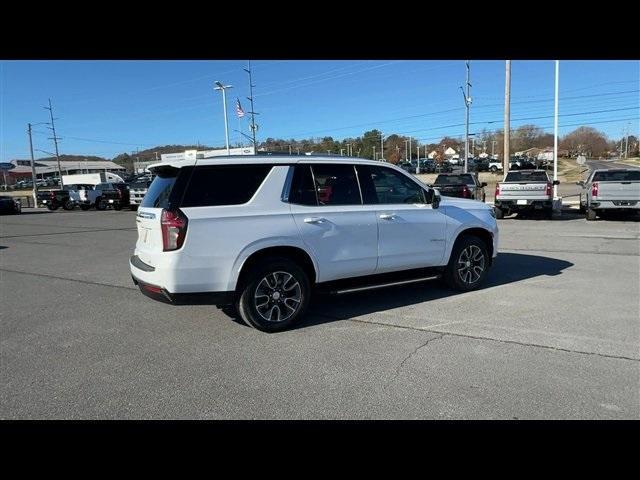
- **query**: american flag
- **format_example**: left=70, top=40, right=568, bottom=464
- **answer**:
left=236, top=98, right=245, bottom=118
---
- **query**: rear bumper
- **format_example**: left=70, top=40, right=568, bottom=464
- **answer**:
left=590, top=200, right=639, bottom=210
left=131, top=274, right=235, bottom=306
left=495, top=199, right=552, bottom=211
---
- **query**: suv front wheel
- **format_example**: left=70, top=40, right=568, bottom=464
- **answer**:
left=236, top=257, right=311, bottom=332
left=443, top=236, right=490, bottom=292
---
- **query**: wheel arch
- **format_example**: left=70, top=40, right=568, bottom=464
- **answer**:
left=232, top=244, right=318, bottom=292
left=450, top=227, right=494, bottom=265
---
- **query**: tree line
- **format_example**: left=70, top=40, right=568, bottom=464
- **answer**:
left=90, top=125, right=639, bottom=171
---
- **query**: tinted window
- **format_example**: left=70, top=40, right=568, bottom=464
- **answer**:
left=141, top=171, right=178, bottom=209
left=504, top=171, right=549, bottom=182
left=357, top=165, right=426, bottom=204
left=288, top=165, right=317, bottom=206
left=592, top=170, right=640, bottom=182
left=434, top=174, right=475, bottom=185
left=180, top=165, right=272, bottom=207
left=311, top=164, right=361, bottom=206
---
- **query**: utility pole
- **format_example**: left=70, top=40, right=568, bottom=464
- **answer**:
left=243, top=61, right=260, bottom=151
left=44, top=99, right=63, bottom=187
left=27, top=123, right=38, bottom=207
left=404, top=139, right=408, bottom=161
left=553, top=60, right=559, bottom=200
left=380, top=132, right=384, bottom=162
left=504, top=60, right=511, bottom=173
left=214, top=81, right=233, bottom=155
left=492, top=140, right=497, bottom=157
left=461, top=61, right=472, bottom=173
left=625, top=123, right=630, bottom=159
left=372, top=145, right=376, bottom=161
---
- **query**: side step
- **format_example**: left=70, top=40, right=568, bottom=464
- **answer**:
left=332, top=275, right=441, bottom=295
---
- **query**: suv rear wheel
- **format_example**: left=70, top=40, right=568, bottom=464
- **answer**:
left=443, top=235, right=490, bottom=292
left=236, top=257, right=310, bottom=332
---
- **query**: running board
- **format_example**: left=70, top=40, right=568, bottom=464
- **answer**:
left=331, top=275, right=441, bottom=295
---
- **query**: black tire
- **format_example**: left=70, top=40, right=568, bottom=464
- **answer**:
left=490, top=166, right=497, bottom=173
left=130, top=205, right=139, bottom=211
left=494, top=206, right=504, bottom=219
left=236, top=256, right=311, bottom=332
left=443, top=235, right=490, bottom=292
left=113, top=204, right=123, bottom=211
left=578, top=203, right=586, bottom=214
left=47, top=203, right=58, bottom=211
left=62, top=200, right=75, bottom=210
left=95, top=198, right=106, bottom=211
left=586, top=208, right=597, bottom=221
left=80, top=204, right=91, bottom=211
left=545, top=208, right=554, bottom=220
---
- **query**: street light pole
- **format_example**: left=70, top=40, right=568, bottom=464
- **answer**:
left=214, top=81, right=233, bottom=155
left=504, top=60, right=512, bottom=173
left=461, top=61, right=472, bottom=173
left=553, top=60, right=559, bottom=200
left=27, top=123, right=38, bottom=207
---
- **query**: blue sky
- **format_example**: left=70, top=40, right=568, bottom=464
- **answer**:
left=1, top=60, right=638, bottom=161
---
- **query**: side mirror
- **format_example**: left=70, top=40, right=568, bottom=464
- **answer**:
left=553, top=180, right=560, bottom=186
left=426, top=188, right=440, bottom=208
left=576, top=181, right=584, bottom=187
left=481, top=182, right=487, bottom=187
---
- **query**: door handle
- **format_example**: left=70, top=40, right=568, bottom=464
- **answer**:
left=379, top=213, right=396, bottom=220
left=303, top=217, right=326, bottom=224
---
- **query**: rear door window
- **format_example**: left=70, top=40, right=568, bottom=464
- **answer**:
left=357, top=165, right=426, bottom=204
left=180, top=164, right=273, bottom=207
left=288, top=165, right=318, bottom=206
left=310, top=164, right=362, bottom=206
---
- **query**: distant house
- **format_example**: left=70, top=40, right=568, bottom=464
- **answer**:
left=444, top=147, right=457, bottom=158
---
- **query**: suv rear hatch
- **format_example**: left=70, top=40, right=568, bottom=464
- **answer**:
left=135, top=167, right=183, bottom=265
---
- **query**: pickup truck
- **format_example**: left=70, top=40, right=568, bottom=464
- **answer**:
left=494, top=170, right=559, bottom=219
left=36, top=183, right=97, bottom=210
left=432, top=173, right=487, bottom=201
left=128, top=176, right=152, bottom=211
left=98, top=182, right=130, bottom=211
left=577, top=169, right=640, bottom=220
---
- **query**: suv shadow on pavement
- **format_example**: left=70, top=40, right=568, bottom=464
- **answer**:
left=220, top=252, right=573, bottom=330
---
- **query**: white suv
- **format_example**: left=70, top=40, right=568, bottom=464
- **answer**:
left=130, top=156, right=499, bottom=332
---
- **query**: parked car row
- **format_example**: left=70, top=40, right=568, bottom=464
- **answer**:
left=36, top=182, right=133, bottom=211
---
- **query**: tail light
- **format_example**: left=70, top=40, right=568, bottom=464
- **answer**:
left=591, top=182, right=599, bottom=198
left=546, top=182, right=552, bottom=196
left=495, top=183, right=500, bottom=197
left=462, top=185, right=470, bottom=198
left=50, top=191, right=55, bottom=198
left=161, top=209, right=188, bottom=251
left=117, top=187, right=123, bottom=198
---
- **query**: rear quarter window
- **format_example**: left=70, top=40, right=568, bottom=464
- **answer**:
left=141, top=170, right=179, bottom=209
left=180, top=164, right=273, bottom=207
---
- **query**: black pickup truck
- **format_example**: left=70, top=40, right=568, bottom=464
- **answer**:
left=36, top=186, right=74, bottom=210
left=432, top=173, right=487, bottom=202
left=92, top=182, right=130, bottom=211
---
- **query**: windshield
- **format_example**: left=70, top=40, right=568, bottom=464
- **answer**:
left=505, top=171, right=549, bottom=182
left=592, top=170, right=640, bottom=182
left=434, top=174, right=474, bottom=185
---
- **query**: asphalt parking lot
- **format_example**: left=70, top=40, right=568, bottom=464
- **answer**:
left=1, top=208, right=639, bottom=419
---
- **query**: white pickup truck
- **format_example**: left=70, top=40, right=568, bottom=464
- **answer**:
left=494, top=170, right=559, bottom=219
left=578, top=169, right=640, bottom=220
